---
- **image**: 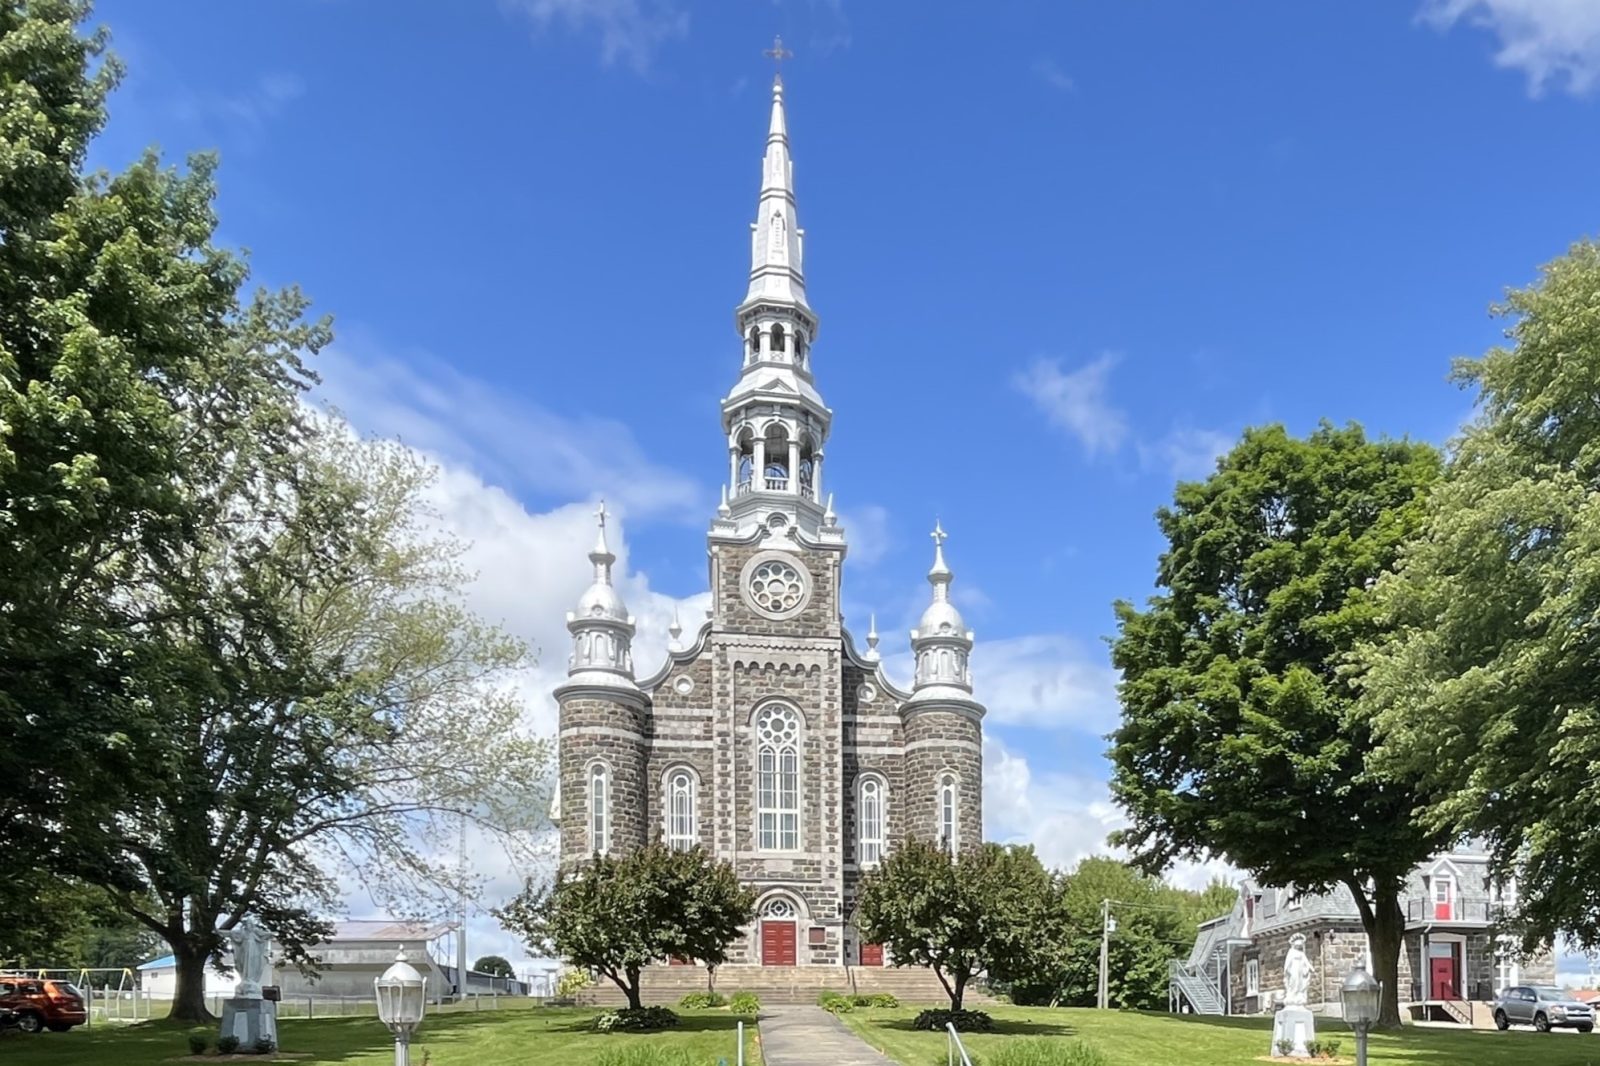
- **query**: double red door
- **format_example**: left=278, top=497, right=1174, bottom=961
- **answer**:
left=761, top=920, right=796, bottom=966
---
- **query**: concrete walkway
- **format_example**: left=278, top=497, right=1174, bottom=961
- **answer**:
left=758, top=1005, right=887, bottom=1065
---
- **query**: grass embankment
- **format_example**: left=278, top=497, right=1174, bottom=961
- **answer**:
left=841, top=1005, right=1600, bottom=1066
left=0, top=1006, right=759, bottom=1066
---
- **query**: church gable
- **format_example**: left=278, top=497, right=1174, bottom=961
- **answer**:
left=711, top=536, right=841, bottom=639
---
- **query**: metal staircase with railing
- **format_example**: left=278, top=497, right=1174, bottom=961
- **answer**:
left=1169, top=959, right=1225, bottom=1015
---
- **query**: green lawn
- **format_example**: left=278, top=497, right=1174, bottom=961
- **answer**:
left=841, top=1006, right=1600, bottom=1066
left=0, top=1007, right=759, bottom=1066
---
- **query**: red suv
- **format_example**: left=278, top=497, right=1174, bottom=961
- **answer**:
left=0, top=977, right=87, bottom=1033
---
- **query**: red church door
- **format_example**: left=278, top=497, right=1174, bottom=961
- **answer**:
left=860, top=943, right=884, bottom=967
left=761, top=921, right=796, bottom=966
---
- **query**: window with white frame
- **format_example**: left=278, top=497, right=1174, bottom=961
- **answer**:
left=757, top=705, right=800, bottom=850
left=1494, top=935, right=1519, bottom=991
left=589, top=762, right=610, bottom=855
left=938, top=773, right=959, bottom=853
left=858, top=776, right=886, bottom=867
left=666, top=770, right=696, bottom=851
left=1246, top=958, right=1260, bottom=995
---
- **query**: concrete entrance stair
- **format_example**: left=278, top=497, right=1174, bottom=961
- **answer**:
left=574, top=963, right=992, bottom=1007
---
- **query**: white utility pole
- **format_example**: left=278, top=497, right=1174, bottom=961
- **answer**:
left=1098, top=899, right=1112, bottom=1010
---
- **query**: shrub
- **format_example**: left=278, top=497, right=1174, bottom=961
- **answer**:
left=185, top=1030, right=209, bottom=1055
left=818, top=989, right=854, bottom=1014
left=218, top=1034, right=242, bottom=1054
left=980, top=1039, right=1109, bottom=1066
left=912, top=1008, right=994, bottom=1033
left=556, top=969, right=593, bottom=998
left=1274, top=1038, right=1294, bottom=1058
left=677, top=991, right=725, bottom=1009
left=594, top=1006, right=681, bottom=1032
left=849, top=992, right=898, bottom=1008
left=1319, top=1037, right=1342, bottom=1059
left=251, top=1035, right=276, bottom=1054
left=728, top=991, right=760, bottom=1015
left=594, top=1048, right=701, bottom=1066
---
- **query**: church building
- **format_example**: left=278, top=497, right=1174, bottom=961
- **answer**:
left=554, top=73, right=987, bottom=968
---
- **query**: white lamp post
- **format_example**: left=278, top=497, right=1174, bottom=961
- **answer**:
left=375, top=948, right=428, bottom=1066
left=1340, top=966, right=1381, bottom=1066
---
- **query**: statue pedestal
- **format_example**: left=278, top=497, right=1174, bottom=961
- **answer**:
left=1271, top=1006, right=1316, bottom=1059
left=219, top=997, right=278, bottom=1050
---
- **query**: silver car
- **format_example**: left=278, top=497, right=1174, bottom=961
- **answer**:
left=1492, top=985, right=1595, bottom=1033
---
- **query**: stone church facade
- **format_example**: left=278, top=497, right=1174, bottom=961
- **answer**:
left=553, top=75, right=986, bottom=967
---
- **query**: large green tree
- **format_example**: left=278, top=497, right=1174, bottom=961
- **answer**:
left=1361, top=240, right=1600, bottom=951
left=0, top=0, right=321, bottom=931
left=103, top=432, right=548, bottom=1022
left=497, top=844, right=756, bottom=1011
left=1000, top=858, right=1236, bottom=1010
left=856, top=838, right=1053, bottom=1011
left=1108, top=423, right=1443, bottom=1027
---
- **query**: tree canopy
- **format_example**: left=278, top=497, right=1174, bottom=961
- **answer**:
left=473, top=955, right=515, bottom=979
left=1108, top=423, right=1443, bottom=1026
left=497, top=845, right=756, bottom=1011
left=856, top=838, right=1052, bottom=1011
left=1361, top=239, right=1600, bottom=951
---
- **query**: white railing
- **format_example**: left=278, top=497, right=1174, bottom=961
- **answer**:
left=736, top=1019, right=746, bottom=1066
left=764, top=476, right=788, bottom=491
left=947, top=1022, right=975, bottom=1066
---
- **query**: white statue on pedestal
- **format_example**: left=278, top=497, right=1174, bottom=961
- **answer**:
left=1271, top=933, right=1317, bottom=1058
left=225, top=917, right=271, bottom=999
left=1282, top=933, right=1312, bottom=1007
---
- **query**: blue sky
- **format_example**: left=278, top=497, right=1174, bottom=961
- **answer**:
left=94, top=1, right=1600, bottom=972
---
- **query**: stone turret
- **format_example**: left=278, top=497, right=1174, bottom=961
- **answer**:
left=902, top=523, right=984, bottom=852
left=555, top=502, right=650, bottom=861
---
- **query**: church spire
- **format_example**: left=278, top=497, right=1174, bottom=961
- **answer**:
left=742, top=69, right=810, bottom=313
left=720, top=49, right=832, bottom=536
left=562, top=501, right=639, bottom=691
left=909, top=522, right=976, bottom=702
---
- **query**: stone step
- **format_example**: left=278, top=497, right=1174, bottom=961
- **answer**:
left=572, top=964, right=990, bottom=1007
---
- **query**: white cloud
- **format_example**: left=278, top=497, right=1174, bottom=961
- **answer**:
left=980, top=635, right=1121, bottom=734
left=1033, top=58, right=1076, bottom=93
left=834, top=503, right=891, bottom=568
left=171, top=72, right=304, bottom=132
left=1013, top=354, right=1128, bottom=455
left=317, top=333, right=705, bottom=523
left=984, top=735, right=1241, bottom=898
left=500, top=0, right=689, bottom=73
left=1420, top=0, right=1600, bottom=95
left=1137, top=426, right=1234, bottom=482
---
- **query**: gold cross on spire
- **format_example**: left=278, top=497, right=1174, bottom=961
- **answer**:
left=764, top=35, right=793, bottom=77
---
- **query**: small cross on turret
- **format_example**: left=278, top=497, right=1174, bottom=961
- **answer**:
left=764, top=34, right=793, bottom=81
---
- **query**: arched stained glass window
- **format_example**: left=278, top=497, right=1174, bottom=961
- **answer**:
left=859, top=776, right=886, bottom=868
left=589, top=763, right=610, bottom=856
left=938, top=773, right=958, bottom=854
left=757, top=706, right=801, bottom=850
left=667, top=771, right=696, bottom=851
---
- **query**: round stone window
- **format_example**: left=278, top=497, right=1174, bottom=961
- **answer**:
left=858, top=683, right=877, bottom=703
left=673, top=676, right=694, bottom=696
left=739, top=551, right=812, bottom=619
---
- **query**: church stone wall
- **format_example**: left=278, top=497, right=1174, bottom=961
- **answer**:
left=557, top=694, right=649, bottom=860
left=901, top=707, right=982, bottom=849
left=710, top=540, right=842, bottom=638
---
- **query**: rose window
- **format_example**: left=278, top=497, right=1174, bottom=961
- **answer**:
left=748, top=560, right=806, bottom=614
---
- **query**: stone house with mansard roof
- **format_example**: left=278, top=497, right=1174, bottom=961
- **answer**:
left=552, top=73, right=985, bottom=969
left=1172, top=844, right=1554, bottom=1022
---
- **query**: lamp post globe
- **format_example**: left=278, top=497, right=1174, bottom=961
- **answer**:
left=1340, top=966, right=1381, bottom=1066
left=375, top=948, right=428, bottom=1066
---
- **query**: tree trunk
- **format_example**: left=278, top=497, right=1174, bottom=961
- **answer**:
left=951, top=969, right=967, bottom=1011
left=1352, top=880, right=1406, bottom=1030
left=623, top=965, right=643, bottom=1010
left=169, top=939, right=216, bottom=1024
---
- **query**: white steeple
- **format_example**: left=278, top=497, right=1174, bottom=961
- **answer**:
left=742, top=70, right=810, bottom=313
left=719, top=52, right=833, bottom=537
left=563, top=501, right=639, bottom=691
left=908, top=522, right=978, bottom=705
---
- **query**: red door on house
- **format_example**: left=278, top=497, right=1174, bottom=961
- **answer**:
left=860, top=943, right=884, bottom=967
left=1430, top=955, right=1459, bottom=1000
left=761, top=921, right=796, bottom=966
